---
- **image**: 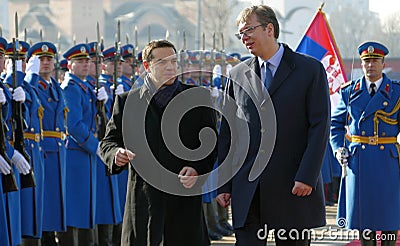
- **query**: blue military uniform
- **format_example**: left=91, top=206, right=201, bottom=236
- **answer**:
left=61, top=44, right=98, bottom=230
left=3, top=40, right=31, bottom=246
left=25, top=42, right=68, bottom=235
left=331, top=42, right=400, bottom=231
left=119, top=44, right=135, bottom=91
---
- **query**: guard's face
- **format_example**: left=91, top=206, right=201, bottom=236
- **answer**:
left=145, top=47, right=178, bottom=88
left=361, top=58, right=385, bottom=82
left=122, top=57, right=134, bottom=76
left=103, top=60, right=122, bottom=77
left=237, top=14, right=271, bottom=57
left=89, top=57, right=102, bottom=77
left=39, top=56, right=54, bottom=75
left=69, top=58, right=89, bottom=79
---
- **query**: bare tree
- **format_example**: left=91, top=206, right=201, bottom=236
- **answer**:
left=382, top=12, right=400, bottom=57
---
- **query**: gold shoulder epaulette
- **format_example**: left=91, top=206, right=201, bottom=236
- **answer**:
left=340, top=81, right=352, bottom=89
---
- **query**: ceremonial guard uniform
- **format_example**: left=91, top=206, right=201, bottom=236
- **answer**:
left=3, top=40, right=32, bottom=246
left=25, top=42, right=69, bottom=244
left=60, top=44, right=99, bottom=245
left=331, top=42, right=400, bottom=245
left=93, top=43, right=123, bottom=245
left=4, top=43, right=45, bottom=243
left=119, top=44, right=135, bottom=91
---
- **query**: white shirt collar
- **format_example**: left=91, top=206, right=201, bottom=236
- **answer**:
left=365, top=77, right=383, bottom=93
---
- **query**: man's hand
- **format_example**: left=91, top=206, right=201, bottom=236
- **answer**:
left=114, top=148, right=135, bottom=167
left=216, top=193, right=231, bottom=208
left=292, top=181, right=312, bottom=196
left=178, top=166, right=198, bottom=189
left=335, top=147, right=349, bottom=164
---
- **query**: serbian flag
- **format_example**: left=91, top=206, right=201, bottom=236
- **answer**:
left=296, top=5, right=347, bottom=110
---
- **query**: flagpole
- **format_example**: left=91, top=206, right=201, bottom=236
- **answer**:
left=319, top=2, right=325, bottom=11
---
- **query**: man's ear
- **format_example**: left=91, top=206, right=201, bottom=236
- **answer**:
left=143, top=60, right=150, bottom=72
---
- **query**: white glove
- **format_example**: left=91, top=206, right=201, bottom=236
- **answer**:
left=0, top=88, right=6, bottom=104
left=94, top=87, right=108, bottom=102
left=211, top=86, right=219, bottom=98
left=0, top=155, right=12, bottom=175
left=212, top=64, right=222, bottom=80
left=6, top=60, right=23, bottom=74
left=25, top=55, right=40, bottom=75
left=226, top=64, right=233, bottom=76
left=11, top=150, right=30, bottom=175
left=11, top=86, right=26, bottom=102
left=335, top=147, right=349, bottom=164
left=115, top=84, right=124, bottom=95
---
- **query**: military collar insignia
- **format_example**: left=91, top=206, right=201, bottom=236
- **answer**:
left=39, top=80, right=48, bottom=90
left=354, top=81, right=360, bottom=92
left=385, top=84, right=390, bottom=93
left=79, top=82, right=87, bottom=92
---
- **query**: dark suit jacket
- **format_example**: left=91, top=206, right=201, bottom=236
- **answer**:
left=218, top=44, right=330, bottom=230
left=100, top=82, right=217, bottom=246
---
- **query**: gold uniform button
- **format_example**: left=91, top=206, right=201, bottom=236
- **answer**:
left=361, top=145, right=366, bottom=149
left=30, top=128, right=34, bottom=132
left=48, top=98, right=51, bottom=102
left=361, top=131, right=366, bottom=136
left=39, top=147, right=42, bottom=151
left=31, top=143, right=34, bottom=148
left=56, top=127, right=60, bottom=131
left=381, top=132, right=386, bottom=136
left=380, top=145, right=385, bottom=150
left=383, top=101, right=388, bottom=106
left=89, top=99, right=92, bottom=103
left=58, top=142, right=62, bottom=147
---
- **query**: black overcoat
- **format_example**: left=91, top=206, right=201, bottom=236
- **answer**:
left=100, top=82, right=217, bottom=246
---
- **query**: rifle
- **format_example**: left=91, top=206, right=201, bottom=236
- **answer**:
left=113, top=20, right=121, bottom=101
left=210, top=32, right=216, bottom=87
left=179, top=31, right=186, bottom=83
left=95, top=22, right=108, bottom=140
left=126, top=33, right=137, bottom=81
left=220, top=32, right=227, bottom=89
left=131, top=27, right=138, bottom=81
left=54, top=32, right=61, bottom=82
left=199, top=32, right=205, bottom=85
left=12, top=12, right=36, bottom=189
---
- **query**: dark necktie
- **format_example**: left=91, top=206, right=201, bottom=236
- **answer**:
left=370, top=83, right=376, bottom=97
left=263, top=62, right=273, bottom=90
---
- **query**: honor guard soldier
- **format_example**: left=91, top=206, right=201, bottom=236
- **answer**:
left=58, top=59, right=68, bottom=84
left=58, top=43, right=107, bottom=246
left=98, top=46, right=124, bottom=116
left=25, top=41, right=69, bottom=246
left=87, top=41, right=104, bottom=88
left=93, top=45, right=123, bottom=246
left=133, top=51, right=145, bottom=88
left=119, top=44, right=134, bottom=90
left=4, top=40, right=33, bottom=246
left=331, top=41, right=400, bottom=246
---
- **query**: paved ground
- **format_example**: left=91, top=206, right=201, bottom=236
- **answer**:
left=211, top=204, right=354, bottom=246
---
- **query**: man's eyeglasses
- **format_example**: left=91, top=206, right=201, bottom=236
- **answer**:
left=235, top=24, right=265, bottom=40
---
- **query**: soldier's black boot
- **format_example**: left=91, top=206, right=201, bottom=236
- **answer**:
left=97, top=224, right=113, bottom=246
left=56, top=227, right=78, bottom=246
left=41, top=231, right=57, bottom=246
left=380, top=231, right=398, bottom=246
left=360, top=230, right=376, bottom=246
left=22, top=237, right=41, bottom=246
left=112, top=224, right=122, bottom=246
left=77, top=228, right=96, bottom=246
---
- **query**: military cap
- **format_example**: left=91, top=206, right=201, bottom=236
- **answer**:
left=121, top=44, right=135, bottom=58
left=102, top=46, right=124, bottom=62
left=137, top=51, right=142, bottom=62
left=358, top=41, right=389, bottom=59
left=87, top=41, right=104, bottom=57
left=60, top=59, right=68, bottom=71
left=0, top=37, right=7, bottom=55
left=28, top=41, right=57, bottom=59
left=5, top=40, right=30, bottom=58
left=187, top=50, right=201, bottom=64
left=63, top=43, right=90, bottom=60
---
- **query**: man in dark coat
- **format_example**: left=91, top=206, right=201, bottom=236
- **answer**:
left=216, top=5, right=330, bottom=246
left=100, top=39, right=217, bottom=246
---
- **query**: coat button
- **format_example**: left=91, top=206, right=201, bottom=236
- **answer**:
left=56, top=127, right=60, bottom=131
left=58, top=142, right=62, bottom=146
left=361, top=131, right=366, bottom=136
left=31, top=143, right=34, bottom=148
left=361, top=145, right=366, bottom=149
left=39, top=147, right=42, bottom=151
left=48, top=98, right=51, bottom=102
left=89, top=99, right=92, bottom=103
left=380, top=145, right=385, bottom=150
left=30, top=128, right=34, bottom=132
left=383, top=101, right=388, bottom=106
left=260, top=128, right=265, bottom=133
left=381, top=132, right=386, bottom=136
